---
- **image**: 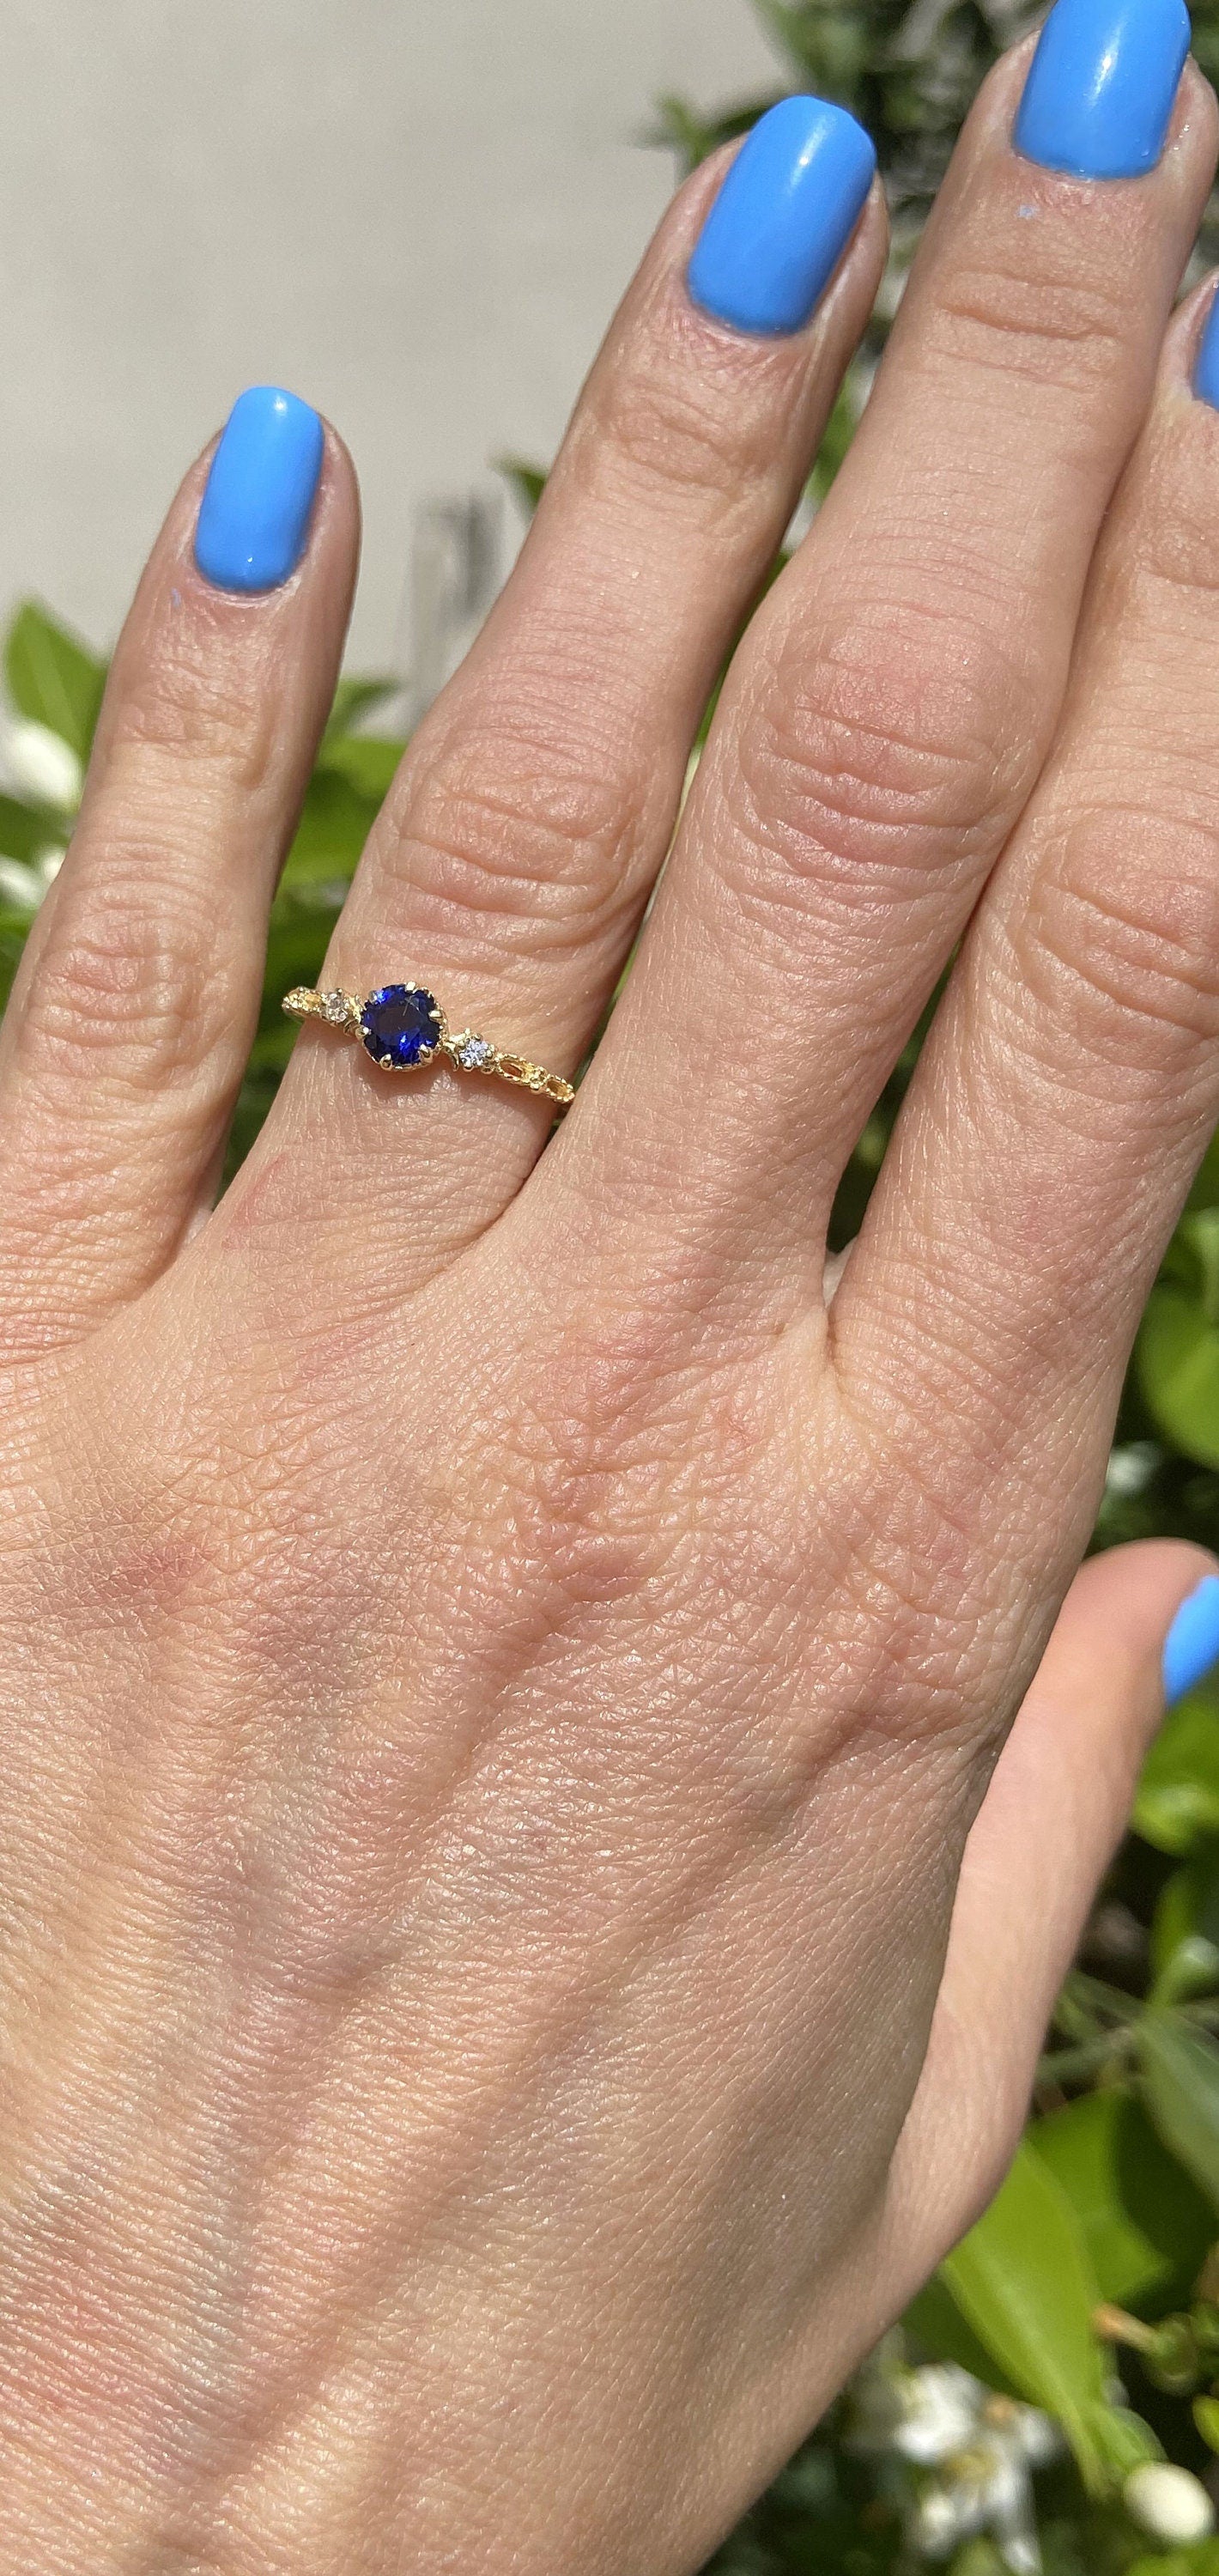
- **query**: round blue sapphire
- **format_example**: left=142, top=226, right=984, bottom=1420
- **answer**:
left=360, top=984, right=442, bottom=1071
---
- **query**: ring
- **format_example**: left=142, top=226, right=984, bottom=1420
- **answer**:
left=282, top=982, right=575, bottom=1108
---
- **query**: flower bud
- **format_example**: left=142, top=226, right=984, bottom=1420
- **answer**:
left=1125, top=2461, right=1215, bottom=2544
left=3, top=720, right=82, bottom=811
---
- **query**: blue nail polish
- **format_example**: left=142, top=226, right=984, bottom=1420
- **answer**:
left=195, top=386, right=324, bottom=593
left=1195, top=291, right=1219, bottom=408
left=1163, top=1575, right=1219, bottom=1705
left=1015, top=0, right=1190, bottom=180
left=687, top=97, right=876, bottom=338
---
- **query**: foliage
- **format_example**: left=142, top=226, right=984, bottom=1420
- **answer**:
left=6, top=0, right=1219, bottom=2561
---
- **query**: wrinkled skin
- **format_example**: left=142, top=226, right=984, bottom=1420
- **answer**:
left=1, top=39, right=1218, bottom=2573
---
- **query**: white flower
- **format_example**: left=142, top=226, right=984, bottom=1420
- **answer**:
left=849, top=2350, right=1060, bottom=2572
left=0, top=844, right=64, bottom=913
left=1125, top=2462, right=1216, bottom=2545
left=852, top=2360, right=982, bottom=2464
left=907, top=2440, right=1044, bottom=2573
left=0, top=858, right=39, bottom=910
left=1105, top=1441, right=1159, bottom=1498
left=0, top=720, right=82, bottom=811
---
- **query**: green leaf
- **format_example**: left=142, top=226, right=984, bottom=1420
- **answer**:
left=0, top=913, right=31, bottom=1012
left=4, top=600, right=106, bottom=761
left=1137, top=1213, right=1219, bottom=1467
left=904, top=2271, right=1022, bottom=2396
left=322, top=676, right=399, bottom=744
left=1138, top=2011, right=1219, bottom=2211
left=1195, top=2395, right=1219, bottom=2451
left=282, top=769, right=381, bottom=887
left=1030, top=2089, right=1214, bottom=2312
left=0, top=793, right=60, bottom=866
left=1187, top=1121, right=1219, bottom=1213
left=1135, top=1695, right=1219, bottom=1856
left=1152, top=1850, right=1219, bottom=2001
left=1092, top=2405, right=1165, bottom=2479
left=261, top=890, right=343, bottom=1016
left=494, top=455, right=549, bottom=520
left=645, top=94, right=775, bottom=173
left=937, top=2140, right=1113, bottom=2490
left=316, top=733, right=404, bottom=801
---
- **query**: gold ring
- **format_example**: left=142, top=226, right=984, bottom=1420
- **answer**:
left=282, top=983, right=574, bottom=1109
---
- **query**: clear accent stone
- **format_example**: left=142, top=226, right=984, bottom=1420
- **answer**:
left=456, top=1035, right=494, bottom=1070
left=320, top=989, right=350, bottom=1025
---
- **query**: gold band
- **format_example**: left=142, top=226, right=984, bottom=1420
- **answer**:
left=282, top=983, right=574, bottom=1109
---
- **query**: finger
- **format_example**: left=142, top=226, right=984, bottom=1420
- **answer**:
left=557, top=19, right=1216, bottom=1297
left=839, top=277, right=1219, bottom=1587
left=247, top=116, right=886, bottom=1285
left=882, top=1542, right=1213, bottom=2284
left=0, top=390, right=358, bottom=1356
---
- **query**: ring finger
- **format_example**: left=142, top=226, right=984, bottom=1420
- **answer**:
left=246, top=122, right=886, bottom=1290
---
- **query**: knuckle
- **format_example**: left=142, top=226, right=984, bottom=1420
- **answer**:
left=486, top=1292, right=748, bottom=1595
left=20, top=872, right=232, bottom=1090
left=381, top=721, right=659, bottom=954
left=582, top=324, right=790, bottom=511
left=106, top=611, right=280, bottom=795
left=923, top=253, right=1131, bottom=394
left=1022, top=807, right=1219, bottom=1073
left=1119, top=410, right=1219, bottom=610
left=721, top=598, right=1034, bottom=925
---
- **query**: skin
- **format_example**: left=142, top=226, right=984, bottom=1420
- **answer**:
left=0, top=33, right=1218, bottom=2572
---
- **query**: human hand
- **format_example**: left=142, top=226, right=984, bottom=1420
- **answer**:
left=3, top=3, right=1219, bottom=2564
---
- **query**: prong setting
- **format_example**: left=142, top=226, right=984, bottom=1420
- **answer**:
left=282, top=983, right=573, bottom=1108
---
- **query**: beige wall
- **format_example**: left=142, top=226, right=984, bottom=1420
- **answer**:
left=0, top=0, right=778, bottom=671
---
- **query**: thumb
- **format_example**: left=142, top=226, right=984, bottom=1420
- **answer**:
left=882, top=1540, right=1219, bottom=2287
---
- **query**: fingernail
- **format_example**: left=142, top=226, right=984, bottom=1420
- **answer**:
left=1163, top=1574, right=1219, bottom=1705
left=195, top=386, right=324, bottom=593
left=1015, top=0, right=1191, bottom=180
left=1195, top=288, right=1219, bottom=408
left=687, top=96, right=876, bottom=338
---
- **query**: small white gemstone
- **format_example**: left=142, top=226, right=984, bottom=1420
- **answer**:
left=458, top=1036, right=494, bottom=1069
left=321, top=990, right=349, bottom=1025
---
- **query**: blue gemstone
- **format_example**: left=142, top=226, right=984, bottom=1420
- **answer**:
left=360, top=984, right=441, bottom=1070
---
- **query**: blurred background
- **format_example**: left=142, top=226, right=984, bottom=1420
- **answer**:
left=0, top=0, right=778, bottom=671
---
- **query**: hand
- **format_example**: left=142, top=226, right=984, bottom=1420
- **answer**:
left=3, top=7, right=1219, bottom=2566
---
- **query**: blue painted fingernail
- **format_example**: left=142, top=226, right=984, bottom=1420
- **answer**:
left=1195, top=290, right=1219, bottom=408
left=687, top=97, right=876, bottom=338
left=1163, top=1575, right=1219, bottom=1705
left=1015, top=0, right=1191, bottom=180
left=195, top=386, right=324, bottom=593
